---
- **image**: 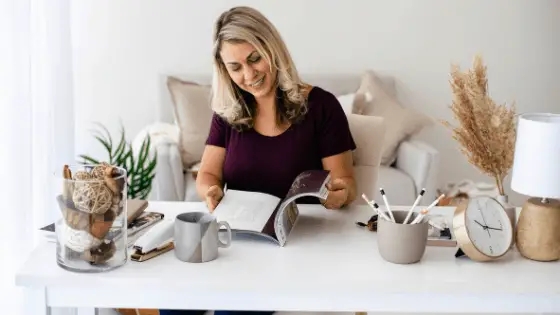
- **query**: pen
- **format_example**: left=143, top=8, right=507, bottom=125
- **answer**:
left=361, top=193, right=391, bottom=222
left=379, top=188, right=395, bottom=222
left=403, top=188, right=426, bottom=224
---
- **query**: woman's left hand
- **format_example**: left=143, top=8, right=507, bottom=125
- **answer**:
left=322, top=178, right=349, bottom=209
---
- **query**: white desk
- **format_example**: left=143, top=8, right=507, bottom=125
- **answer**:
left=15, top=201, right=560, bottom=315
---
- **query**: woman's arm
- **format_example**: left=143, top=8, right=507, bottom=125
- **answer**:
left=322, top=150, right=357, bottom=208
left=196, top=145, right=226, bottom=200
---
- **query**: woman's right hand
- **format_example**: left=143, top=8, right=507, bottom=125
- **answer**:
left=205, top=185, right=224, bottom=212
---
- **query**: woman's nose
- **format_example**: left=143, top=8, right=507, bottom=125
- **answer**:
left=243, top=66, right=258, bottom=81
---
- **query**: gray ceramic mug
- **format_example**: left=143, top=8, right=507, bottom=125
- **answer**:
left=174, top=212, right=232, bottom=263
left=377, top=210, right=429, bottom=264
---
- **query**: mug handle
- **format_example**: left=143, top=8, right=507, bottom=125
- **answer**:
left=218, top=221, right=232, bottom=248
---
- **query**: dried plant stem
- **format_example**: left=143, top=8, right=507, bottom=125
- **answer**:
left=496, top=176, right=504, bottom=196
left=442, top=55, right=516, bottom=196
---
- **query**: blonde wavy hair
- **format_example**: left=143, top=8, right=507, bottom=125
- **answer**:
left=211, top=6, right=308, bottom=131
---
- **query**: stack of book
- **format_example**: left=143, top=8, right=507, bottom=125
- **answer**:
left=39, top=199, right=164, bottom=248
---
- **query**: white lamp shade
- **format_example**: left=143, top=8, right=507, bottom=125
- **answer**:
left=511, top=113, right=560, bottom=199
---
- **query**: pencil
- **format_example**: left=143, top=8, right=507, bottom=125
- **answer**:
left=410, top=194, right=446, bottom=224
left=411, top=209, right=429, bottom=224
left=403, top=188, right=426, bottom=224
left=425, top=194, right=446, bottom=212
left=361, top=193, right=391, bottom=222
left=379, top=188, right=395, bottom=222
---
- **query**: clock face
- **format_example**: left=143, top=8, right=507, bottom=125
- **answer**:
left=464, top=196, right=513, bottom=257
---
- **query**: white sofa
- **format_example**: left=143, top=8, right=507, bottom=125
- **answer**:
left=133, top=73, right=439, bottom=207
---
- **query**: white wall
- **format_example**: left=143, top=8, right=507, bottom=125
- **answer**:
left=70, top=0, right=560, bottom=206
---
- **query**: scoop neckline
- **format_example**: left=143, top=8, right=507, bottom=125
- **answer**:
left=252, top=122, right=293, bottom=138
left=252, top=86, right=315, bottom=139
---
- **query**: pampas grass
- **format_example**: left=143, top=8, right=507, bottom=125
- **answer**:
left=442, top=55, right=517, bottom=196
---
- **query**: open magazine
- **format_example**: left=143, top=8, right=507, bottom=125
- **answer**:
left=212, top=170, right=330, bottom=247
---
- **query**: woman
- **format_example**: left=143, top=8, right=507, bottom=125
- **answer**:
left=159, top=6, right=357, bottom=315
left=200, top=6, right=357, bottom=211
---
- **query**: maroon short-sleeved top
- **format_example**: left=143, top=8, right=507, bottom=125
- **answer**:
left=205, top=86, right=356, bottom=200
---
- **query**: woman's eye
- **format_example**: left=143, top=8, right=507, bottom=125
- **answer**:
left=250, top=56, right=261, bottom=63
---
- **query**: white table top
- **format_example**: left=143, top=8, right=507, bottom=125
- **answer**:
left=15, top=201, right=560, bottom=313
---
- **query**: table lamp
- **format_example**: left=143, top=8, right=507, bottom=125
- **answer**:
left=511, top=113, right=560, bottom=261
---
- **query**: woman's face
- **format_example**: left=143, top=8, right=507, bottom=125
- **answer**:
left=220, top=41, right=275, bottom=100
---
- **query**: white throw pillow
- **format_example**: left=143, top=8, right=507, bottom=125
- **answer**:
left=347, top=114, right=385, bottom=167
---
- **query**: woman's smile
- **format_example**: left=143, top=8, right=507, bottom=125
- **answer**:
left=248, top=75, right=265, bottom=88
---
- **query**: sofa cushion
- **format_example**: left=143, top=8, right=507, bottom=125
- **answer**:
left=374, top=166, right=417, bottom=206
left=347, top=114, right=385, bottom=167
left=354, top=165, right=415, bottom=207
left=184, top=168, right=202, bottom=202
left=354, top=71, right=433, bottom=166
left=167, top=76, right=213, bottom=169
left=336, top=93, right=355, bottom=114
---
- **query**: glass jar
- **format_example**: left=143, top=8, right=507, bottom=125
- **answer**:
left=54, top=163, right=128, bottom=272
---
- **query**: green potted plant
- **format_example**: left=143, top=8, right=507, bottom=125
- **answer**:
left=78, top=123, right=157, bottom=200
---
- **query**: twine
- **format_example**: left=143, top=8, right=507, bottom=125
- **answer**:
left=73, top=171, right=93, bottom=180
left=91, top=162, right=111, bottom=179
left=73, top=181, right=113, bottom=214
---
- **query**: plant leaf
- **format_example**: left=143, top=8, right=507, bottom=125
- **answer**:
left=112, top=126, right=127, bottom=165
left=94, top=135, right=112, bottom=158
left=78, top=122, right=158, bottom=200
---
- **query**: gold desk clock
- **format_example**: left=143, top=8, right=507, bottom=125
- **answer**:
left=453, top=196, right=514, bottom=261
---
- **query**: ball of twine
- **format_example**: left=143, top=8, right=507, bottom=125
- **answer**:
left=73, top=171, right=93, bottom=181
left=73, top=181, right=113, bottom=214
left=91, top=162, right=111, bottom=179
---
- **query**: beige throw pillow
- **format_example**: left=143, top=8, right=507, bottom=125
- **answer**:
left=354, top=71, right=433, bottom=165
left=167, top=76, right=213, bottom=169
left=347, top=114, right=385, bottom=167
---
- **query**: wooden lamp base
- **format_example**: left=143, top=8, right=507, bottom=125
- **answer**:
left=516, top=197, right=560, bottom=261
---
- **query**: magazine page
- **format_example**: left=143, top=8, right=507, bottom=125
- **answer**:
left=274, top=170, right=331, bottom=246
left=259, top=199, right=298, bottom=242
left=212, top=189, right=281, bottom=234
left=283, top=170, right=331, bottom=202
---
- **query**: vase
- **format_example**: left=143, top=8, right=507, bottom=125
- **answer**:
left=516, top=198, right=560, bottom=261
left=54, top=164, right=128, bottom=272
left=496, top=194, right=516, bottom=247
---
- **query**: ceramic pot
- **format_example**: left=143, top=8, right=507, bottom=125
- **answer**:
left=516, top=198, right=560, bottom=262
left=377, top=211, right=429, bottom=264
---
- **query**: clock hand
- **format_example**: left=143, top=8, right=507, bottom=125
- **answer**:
left=474, top=220, right=487, bottom=229
left=477, top=201, right=491, bottom=229
left=476, top=206, right=491, bottom=238
left=486, top=226, right=502, bottom=231
left=477, top=201, right=490, bottom=226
